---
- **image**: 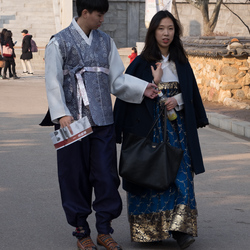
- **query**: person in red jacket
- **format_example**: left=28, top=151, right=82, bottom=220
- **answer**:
left=128, top=47, right=137, bottom=64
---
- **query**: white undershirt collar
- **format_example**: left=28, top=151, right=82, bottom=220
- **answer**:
left=72, top=17, right=93, bottom=46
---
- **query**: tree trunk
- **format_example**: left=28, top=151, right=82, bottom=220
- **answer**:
left=172, top=0, right=180, bottom=22
left=186, top=0, right=223, bottom=35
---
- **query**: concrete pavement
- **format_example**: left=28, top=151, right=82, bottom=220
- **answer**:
left=0, top=72, right=250, bottom=250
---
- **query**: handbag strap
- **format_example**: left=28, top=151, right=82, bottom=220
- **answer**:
left=146, top=107, right=165, bottom=139
left=164, top=107, right=167, bottom=142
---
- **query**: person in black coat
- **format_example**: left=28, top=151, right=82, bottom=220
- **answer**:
left=2, top=30, right=19, bottom=79
left=114, top=10, right=209, bottom=249
left=20, top=29, right=33, bottom=74
left=1, top=28, right=12, bottom=78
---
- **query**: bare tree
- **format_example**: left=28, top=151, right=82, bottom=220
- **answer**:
left=185, top=0, right=223, bottom=35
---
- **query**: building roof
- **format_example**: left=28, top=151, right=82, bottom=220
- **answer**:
left=182, top=36, right=250, bottom=57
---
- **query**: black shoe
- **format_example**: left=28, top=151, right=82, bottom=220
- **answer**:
left=9, top=73, right=13, bottom=78
left=173, top=232, right=195, bottom=249
left=13, top=75, right=20, bottom=79
left=2, top=74, right=7, bottom=79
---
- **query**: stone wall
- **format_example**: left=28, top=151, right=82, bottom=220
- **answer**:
left=73, top=0, right=147, bottom=48
left=189, top=55, right=250, bottom=108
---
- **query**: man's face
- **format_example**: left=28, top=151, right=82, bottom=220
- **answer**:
left=85, top=10, right=105, bottom=30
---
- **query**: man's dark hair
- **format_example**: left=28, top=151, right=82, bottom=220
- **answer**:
left=21, top=29, right=28, bottom=34
left=76, top=0, right=109, bottom=17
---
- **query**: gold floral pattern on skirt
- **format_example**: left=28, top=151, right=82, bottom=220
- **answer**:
left=129, top=204, right=197, bottom=242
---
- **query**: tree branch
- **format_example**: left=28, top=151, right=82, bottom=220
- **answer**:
left=208, top=0, right=223, bottom=31
left=185, top=0, right=202, bottom=10
left=223, top=3, right=250, bottom=34
left=172, top=0, right=180, bottom=22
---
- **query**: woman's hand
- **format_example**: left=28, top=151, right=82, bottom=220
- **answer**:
left=59, top=116, right=74, bottom=135
left=151, top=62, right=163, bottom=84
left=165, top=97, right=178, bottom=111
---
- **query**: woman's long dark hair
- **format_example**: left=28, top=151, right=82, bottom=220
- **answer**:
left=141, top=10, right=187, bottom=64
left=4, top=30, right=12, bottom=42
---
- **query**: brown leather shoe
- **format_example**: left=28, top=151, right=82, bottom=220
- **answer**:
left=97, top=234, right=122, bottom=250
left=77, top=236, right=97, bottom=250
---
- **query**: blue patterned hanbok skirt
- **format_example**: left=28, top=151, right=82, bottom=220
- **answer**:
left=127, top=82, right=198, bottom=242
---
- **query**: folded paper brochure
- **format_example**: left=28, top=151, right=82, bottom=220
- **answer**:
left=50, top=116, right=93, bottom=150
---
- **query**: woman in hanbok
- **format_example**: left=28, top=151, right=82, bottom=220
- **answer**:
left=114, top=10, right=208, bottom=249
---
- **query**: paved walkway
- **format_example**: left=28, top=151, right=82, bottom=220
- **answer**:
left=0, top=72, right=250, bottom=250
left=203, top=100, right=250, bottom=139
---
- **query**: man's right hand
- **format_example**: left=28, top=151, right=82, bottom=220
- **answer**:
left=59, top=116, right=74, bottom=135
left=144, top=83, right=158, bottom=99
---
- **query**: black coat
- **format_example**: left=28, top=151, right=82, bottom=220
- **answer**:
left=20, top=35, right=33, bottom=60
left=114, top=55, right=209, bottom=194
left=3, top=37, right=16, bottom=59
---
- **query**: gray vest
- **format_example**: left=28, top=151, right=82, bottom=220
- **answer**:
left=54, top=23, right=113, bottom=126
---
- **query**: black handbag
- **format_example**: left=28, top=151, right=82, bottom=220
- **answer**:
left=119, top=107, right=184, bottom=191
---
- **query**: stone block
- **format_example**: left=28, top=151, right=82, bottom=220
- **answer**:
left=207, top=113, right=227, bottom=128
left=219, top=118, right=232, bottom=131
left=222, top=76, right=236, bottom=83
left=116, top=3, right=127, bottom=10
left=239, top=67, right=249, bottom=71
left=218, top=90, right=231, bottom=103
left=235, top=90, right=245, bottom=100
left=103, top=24, right=119, bottom=32
left=220, top=66, right=239, bottom=76
left=116, top=10, right=127, bottom=19
left=236, top=61, right=243, bottom=66
left=208, top=87, right=219, bottom=102
left=222, top=59, right=235, bottom=65
left=236, top=71, right=246, bottom=79
left=196, top=63, right=203, bottom=71
left=221, top=82, right=241, bottom=90
left=232, top=121, right=250, bottom=137
left=223, top=97, right=250, bottom=109
left=205, top=79, right=211, bottom=87
left=245, top=126, right=250, bottom=139
left=243, top=74, right=250, bottom=85
left=114, top=25, right=127, bottom=39
left=196, top=78, right=202, bottom=85
left=210, top=79, right=220, bottom=90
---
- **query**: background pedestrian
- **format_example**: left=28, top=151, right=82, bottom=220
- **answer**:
left=20, top=29, right=34, bottom=75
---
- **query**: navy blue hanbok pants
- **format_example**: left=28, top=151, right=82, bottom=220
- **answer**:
left=56, top=124, right=122, bottom=235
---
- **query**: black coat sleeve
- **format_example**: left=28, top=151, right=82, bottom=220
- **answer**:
left=114, top=56, right=151, bottom=143
left=189, top=63, right=209, bottom=128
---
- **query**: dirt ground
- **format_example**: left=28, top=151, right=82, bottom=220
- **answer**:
left=203, top=100, right=250, bottom=123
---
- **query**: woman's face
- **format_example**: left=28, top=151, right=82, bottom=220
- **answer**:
left=155, top=17, right=175, bottom=56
